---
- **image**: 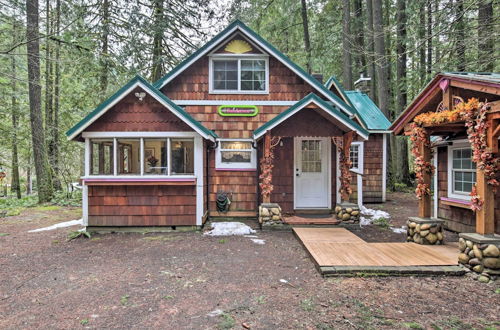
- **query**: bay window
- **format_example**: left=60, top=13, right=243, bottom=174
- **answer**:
left=210, top=57, right=268, bottom=93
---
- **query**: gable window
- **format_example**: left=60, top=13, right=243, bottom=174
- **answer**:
left=216, top=139, right=256, bottom=170
left=349, top=142, right=363, bottom=174
left=210, top=57, right=268, bottom=94
left=448, top=146, right=476, bottom=199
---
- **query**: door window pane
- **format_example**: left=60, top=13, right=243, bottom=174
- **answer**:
left=90, top=139, right=114, bottom=175
left=144, top=139, right=168, bottom=175
left=301, top=140, right=322, bottom=173
left=117, top=139, right=140, bottom=175
left=171, top=139, right=194, bottom=174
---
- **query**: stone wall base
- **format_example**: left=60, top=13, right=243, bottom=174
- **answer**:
left=406, top=217, right=445, bottom=245
left=259, top=203, right=283, bottom=225
left=334, top=202, right=360, bottom=224
left=458, top=233, right=500, bottom=283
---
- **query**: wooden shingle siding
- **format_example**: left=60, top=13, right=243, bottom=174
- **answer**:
left=363, top=134, right=384, bottom=203
left=88, top=185, right=196, bottom=226
left=436, top=146, right=475, bottom=232
left=161, top=57, right=316, bottom=101
left=86, top=87, right=193, bottom=132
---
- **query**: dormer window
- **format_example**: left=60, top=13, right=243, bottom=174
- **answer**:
left=209, top=57, right=269, bottom=94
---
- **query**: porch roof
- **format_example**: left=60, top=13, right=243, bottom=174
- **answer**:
left=253, top=93, right=369, bottom=140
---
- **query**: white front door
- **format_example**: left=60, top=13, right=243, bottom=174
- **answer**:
left=294, top=137, right=330, bottom=209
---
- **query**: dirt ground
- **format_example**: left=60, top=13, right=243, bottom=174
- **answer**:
left=0, top=193, right=498, bottom=329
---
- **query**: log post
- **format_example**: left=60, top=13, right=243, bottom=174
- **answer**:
left=476, top=121, right=496, bottom=235
left=262, top=131, right=272, bottom=203
left=442, top=85, right=453, bottom=111
left=418, top=134, right=432, bottom=218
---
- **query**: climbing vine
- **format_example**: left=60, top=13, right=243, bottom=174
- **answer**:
left=408, top=122, right=435, bottom=199
left=411, top=98, right=499, bottom=211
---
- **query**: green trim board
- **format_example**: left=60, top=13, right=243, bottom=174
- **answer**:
left=218, top=105, right=259, bottom=117
left=153, top=20, right=358, bottom=118
left=344, top=91, right=391, bottom=131
left=66, top=75, right=218, bottom=141
left=253, top=93, right=369, bottom=140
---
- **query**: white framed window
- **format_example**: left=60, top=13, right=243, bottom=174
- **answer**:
left=209, top=56, right=269, bottom=94
left=448, top=142, right=476, bottom=200
left=84, top=132, right=199, bottom=178
left=215, top=139, right=256, bottom=170
left=349, top=142, right=364, bottom=174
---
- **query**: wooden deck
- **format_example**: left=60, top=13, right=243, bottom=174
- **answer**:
left=293, top=228, right=461, bottom=275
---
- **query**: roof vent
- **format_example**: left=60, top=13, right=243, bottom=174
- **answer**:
left=312, top=73, right=323, bottom=84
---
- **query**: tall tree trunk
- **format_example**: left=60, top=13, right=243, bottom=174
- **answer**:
left=300, top=0, right=312, bottom=73
left=372, top=0, right=389, bottom=117
left=396, top=0, right=411, bottom=185
left=353, top=0, right=366, bottom=77
left=478, top=0, right=493, bottom=71
left=26, top=0, right=54, bottom=203
left=151, top=0, right=164, bottom=82
left=455, top=0, right=466, bottom=71
left=426, top=0, right=432, bottom=76
left=11, top=18, right=21, bottom=199
left=434, top=0, right=440, bottom=72
left=99, top=0, right=110, bottom=100
left=342, top=0, right=353, bottom=89
left=52, top=0, right=61, bottom=190
left=418, top=3, right=426, bottom=86
left=366, top=0, right=377, bottom=101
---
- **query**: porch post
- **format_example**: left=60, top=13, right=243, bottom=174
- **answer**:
left=475, top=123, right=495, bottom=235
left=262, top=131, right=272, bottom=203
left=341, top=131, right=354, bottom=202
left=418, top=134, right=432, bottom=218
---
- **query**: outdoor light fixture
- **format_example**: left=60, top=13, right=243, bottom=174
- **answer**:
left=135, top=92, right=146, bottom=101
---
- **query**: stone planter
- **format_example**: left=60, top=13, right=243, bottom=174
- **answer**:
left=259, top=203, right=283, bottom=225
left=406, top=217, right=445, bottom=245
left=334, top=202, right=360, bottom=224
left=458, top=233, right=500, bottom=283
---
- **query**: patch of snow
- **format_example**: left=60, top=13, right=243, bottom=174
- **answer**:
left=279, top=279, right=288, bottom=284
left=207, top=309, right=224, bottom=317
left=28, top=219, right=83, bottom=233
left=359, top=206, right=391, bottom=226
left=204, top=222, right=256, bottom=236
left=244, top=235, right=259, bottom=238
left=390, top=226, right=407, bottom=234
left=250, top=238, right=265, bottom=245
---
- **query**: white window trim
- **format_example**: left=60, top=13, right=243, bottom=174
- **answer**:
left=349, top=141, right=364, bottom=175
left=447, top=141, right=475, bottom=201
left=215, top=138, right=257, bottom=170
left=208, top=56, right=269, bottom=94
left=84, top=132, right=200, bottom=179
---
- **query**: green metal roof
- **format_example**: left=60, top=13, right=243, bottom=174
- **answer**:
left=66, top=75, right=218, bottom=140
left=253, top=93, right=369, bottom=140
left=442, top=72, right=500, bottom=83
left=153, top=20, right=358, bottom=118
left=344, top=91, right=391, bottom=131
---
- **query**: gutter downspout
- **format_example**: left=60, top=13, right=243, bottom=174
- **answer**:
left=205, top=140, right=218, bottom=228
left=252, top=140, right=261, bottom=230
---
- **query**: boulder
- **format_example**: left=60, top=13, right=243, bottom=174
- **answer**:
left=468, top=250, right=475, bottom=258
left=335, top=206, right=342, bottom=213
left=261, top=208, right=270, bottom=216
left=346, top=208, right=353, bottom=213
left=270, top=208, right=280, bottom=215
left=271, top=215, right=281, bottom=221
left=483, top=258, right=500, bottom=269
left=458, top=238, right=466, bottom=252
left=466, top=240, right=473, bottom=249
left=342, top=214, right=351, bottom=221
left=351, top=211, right=359, bottom=216
left=437, top=232, right=443, bottom=241
left=420, top=230, right=430, bottom=237
left=473, top=245, right=483, bottom=260
left=409, top=229, right=415, bottom=236
left=483, top=245, right=500, bottom=258
left=409, top=222, right=417, bottom=228
left=458, top=253, right=470, bottom=264
left=415, top=224, right=421, bottom=233
left=420, top=224, right=431, bottom=231
left=478, top=275, right=490, bottom=283
left=469, top=258, right=481, bottom=266
left=430, top=226, right=438, bottom=234
left=472, top=265, right=484, bottom=273
left=426, top=233, right=438, bottom=244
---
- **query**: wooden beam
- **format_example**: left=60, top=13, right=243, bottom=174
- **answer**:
left=488, top=118, right=499, bottom=153
left=262, top=131, right=271, bottom=203
left=475, top=124, right=496, bottom=234
left=418, top=134, right=432, bottom=218
left=442, top=86, right=453, bottom=111
left=341, top=131, right=354, bottom=202
left=450, top=79, right=500, bottom=96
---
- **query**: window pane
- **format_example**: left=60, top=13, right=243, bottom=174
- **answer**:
left=117, top=139, right=140, bottom=175
left=213, top=60, right=238, bottom=90
left=220, top=141, right=252, bottom=150
left=144, top=139, right=168, bottom=175
left=221, top=151, right=252, bottom=163
left=350, top=145, right=359, bottom=169
left=90, top=139, right=114, bottom=175
left=171, top=139, right=194, bottom=174
left=241, top=59, right=266, bottom=91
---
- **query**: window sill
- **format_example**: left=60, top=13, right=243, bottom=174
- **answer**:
left=209, top=91, right=269, bottom=95
left=215, top=168, right=257, bottom=172
left=440, top=197, right=472, bottom=209
left=83, top=177, right=196, bottom=186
